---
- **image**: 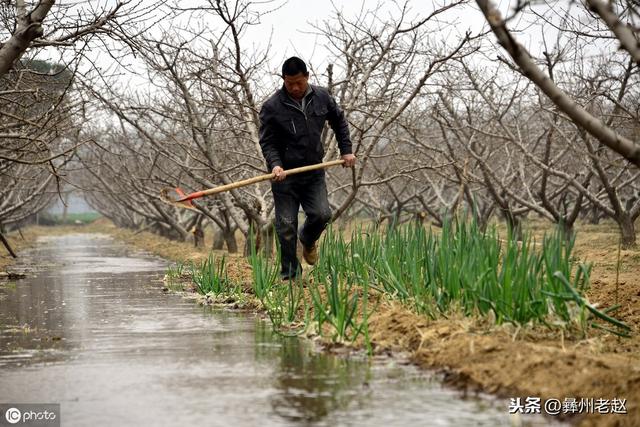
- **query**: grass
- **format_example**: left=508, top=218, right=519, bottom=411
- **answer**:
left=165, top=261, right=186, bottom=281
left=167, top=217, right=631, bottom=345
left=248, top=242, right=279, bottom=301
left=164, top=261, right=188, bottom=292
left=190, top=253, right=238, bottom=296
left=38, top=212, right=102, bottom=225
left=0, top=281, right=17, bottom=290
left=248, top=237, right=309, bottom=335
left=319, top=218, right=628, bottom=336
left=262, top=277, right=307, bottom=335
left=310, top=227, right=374, bottom=345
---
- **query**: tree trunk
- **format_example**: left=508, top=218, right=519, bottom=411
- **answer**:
left=588, top=204, right=601, bottom=225
left=224, top=230, right=238, bottom=253
left=62, top=192, right=70, bottom=223
left=0, top=2, right=55, bottom=77
left=557, top=220, right=575, bottom=244
left=212, top=229, right=224, bottom=250
left=618, top=214, right=637, bottom=248
left=191, top=225, right=204, bottom=248
left=501, top=207, right=522, bottom=241
left=261, top=226, right=276, bottom=257
left=0, top=232, right=17, bottom=258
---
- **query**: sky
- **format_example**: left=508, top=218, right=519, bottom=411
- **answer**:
left=42, top=0, right=601, bottom=95
left=74, top=0, right=502, bottom=86
left=232, top=0, right=487, bottom=72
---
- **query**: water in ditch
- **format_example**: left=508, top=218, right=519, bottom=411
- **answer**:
left=0, top=233, right=553, bottom=426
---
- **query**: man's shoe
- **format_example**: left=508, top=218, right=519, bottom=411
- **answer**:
left=302, top=242, right=318, bottom=265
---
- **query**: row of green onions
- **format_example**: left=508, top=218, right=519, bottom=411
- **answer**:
left=169, top=219, right=631, bottom=344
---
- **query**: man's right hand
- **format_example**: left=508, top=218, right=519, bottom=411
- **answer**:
left=272, top=166, right=287, bottom=181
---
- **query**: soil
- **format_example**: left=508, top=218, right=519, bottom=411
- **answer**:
left=2, top=218, right=639, bottom=426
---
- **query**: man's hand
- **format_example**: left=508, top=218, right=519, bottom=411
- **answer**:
left=272, top=166, right=287, bottom=181
left=341, top=153, right=356, bottom=168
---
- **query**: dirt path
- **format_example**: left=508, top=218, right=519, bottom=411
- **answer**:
left=2, top=219, right=638, bottom=426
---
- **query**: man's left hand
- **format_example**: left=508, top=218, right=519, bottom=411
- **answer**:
left=341, top=153, right=356, bottom=168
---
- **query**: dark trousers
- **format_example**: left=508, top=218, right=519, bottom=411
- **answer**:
left=271, top=171, right=332, bottom=279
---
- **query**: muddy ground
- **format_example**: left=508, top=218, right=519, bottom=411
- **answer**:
left=2, top=219, right=639, bottom=426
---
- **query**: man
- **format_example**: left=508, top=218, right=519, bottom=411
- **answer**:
left=259, top=57, right=356, bottom=280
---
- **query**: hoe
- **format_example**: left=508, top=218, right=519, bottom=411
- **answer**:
left=160, top=159, right=345, bottom=210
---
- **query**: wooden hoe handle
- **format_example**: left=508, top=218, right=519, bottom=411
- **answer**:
left=175, top=159, right=345, bottom=203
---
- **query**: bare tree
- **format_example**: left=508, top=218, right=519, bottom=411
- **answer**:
left=475, top=0, right=640, bottom=167
left=76, top=0, right=474, bottom=251
left=0, top=0, right=167, bottom=236
left=463, top=0, right=640, bottom=246
left=313, top=1, right=473, bottom=220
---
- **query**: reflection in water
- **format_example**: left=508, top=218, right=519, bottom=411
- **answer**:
left=0, top=234, right=544, bottom=426
left=255, top=324, right=371, bottom=423
left=0, top=266, right=69, bottom=366
left=0, top=234, right=167, bottom=367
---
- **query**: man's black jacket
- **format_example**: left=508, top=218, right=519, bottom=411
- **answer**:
left=258, top=84, right=352, bottom=171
